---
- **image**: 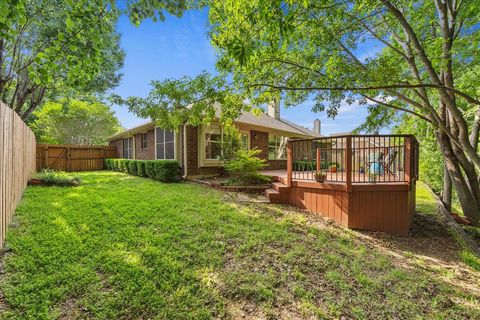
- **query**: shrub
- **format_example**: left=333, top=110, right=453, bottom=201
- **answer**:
left=34, top=169, right=81, bottom=187
left=145, top=160, right=156, bottom=179
left=137, top=161, right=146, bottom=177
left=224, top=148, right=270, bottom=185
left=104, top=159, right=181, bottom=182
left=121, top=160, right=131, bottom=173
left=128, top=160, right=138, bottom=176
left=153, top=160, right=181, bottom=182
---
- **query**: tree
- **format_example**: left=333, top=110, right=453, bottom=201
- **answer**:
left=0, top=0, right=124, bottom=120
left=31, top=99, right=122, bottom=145
left=198, top=0, right=480, bottom=225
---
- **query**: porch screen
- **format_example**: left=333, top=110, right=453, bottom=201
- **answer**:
left=156, top=128, right=175, bottom=160
left=123, top=138, right=133, bottom=159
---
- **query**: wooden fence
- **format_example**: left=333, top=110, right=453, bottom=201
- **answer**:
left=0, top=102, right=36, bottom=247
left=36, top=144, right=117, bottom=172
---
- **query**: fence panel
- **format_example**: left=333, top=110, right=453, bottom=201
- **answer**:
left=36, top=144, right=117, bottom=172
left=0, top=102, right=36, bottom=247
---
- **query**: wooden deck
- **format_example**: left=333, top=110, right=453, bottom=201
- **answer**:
left=262, top=135, right=419, bottom=235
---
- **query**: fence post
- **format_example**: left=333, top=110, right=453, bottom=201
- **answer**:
left=44, top=145, right=49, bottom=169
left=346, top=136, right=352, bottom=192
left=287, top=140, right=293, bottom=187
left=66, top=147, right=71, bottom=172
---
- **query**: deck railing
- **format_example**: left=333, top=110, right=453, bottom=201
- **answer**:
left=286, top=134, right=419, bottom=187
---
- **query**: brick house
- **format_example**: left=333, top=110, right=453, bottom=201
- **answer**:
left=107, top=102, right=321, bottom=178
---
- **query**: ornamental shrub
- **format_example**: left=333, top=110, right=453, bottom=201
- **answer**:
left=137, top=161, right=146, bottom=177
left=224, top=148, right=270, bottom=185
left=153, top=160, right=181, bottom=182
left=128, top=160, right=138, bottom=176
left=145, top=160, right=156, bottom=179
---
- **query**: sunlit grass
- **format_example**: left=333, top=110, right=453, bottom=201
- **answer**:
left=0, top=172, right=478, bottom=319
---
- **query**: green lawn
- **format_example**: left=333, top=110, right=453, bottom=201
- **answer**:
left=1, top=172, right=479, bottom=319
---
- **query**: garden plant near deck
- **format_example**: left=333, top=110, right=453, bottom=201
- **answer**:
left=0, top=172, right=478, bottom=319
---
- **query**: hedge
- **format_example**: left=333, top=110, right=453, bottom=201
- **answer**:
left=293, top=161, right=338, bottom=171
left=105, top=159, right=181, bottom=182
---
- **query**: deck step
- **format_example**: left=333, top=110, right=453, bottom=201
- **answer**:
left=265, top=188, right=280, bottom=199
left=272, top=181, right=289, bottom=192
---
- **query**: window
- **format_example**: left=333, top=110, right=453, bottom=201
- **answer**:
left=123, top=137, right=133, bottom=159
left=141, top=133, right=148, bottom=149
left=240, top=132, right=249, bottom=151
left=268, top=135, right=288, bottom=160
left=204, top=125, right=223, bottom=160
left=155, top=128, right=175, bottom=160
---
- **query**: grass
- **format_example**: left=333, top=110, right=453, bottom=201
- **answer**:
left=0, top=172, right=479, bottom=319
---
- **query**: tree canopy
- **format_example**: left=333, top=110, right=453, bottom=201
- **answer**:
left=31, top=99, right=122, bottom=145
left=0, top=0, right=124, bottom=120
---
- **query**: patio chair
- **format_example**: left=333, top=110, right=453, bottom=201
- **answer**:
left=365, top=151, right=385, bottom=175
left=366, top=152, right=384, bottom=176
left=381, top=148, right=398, bottom=175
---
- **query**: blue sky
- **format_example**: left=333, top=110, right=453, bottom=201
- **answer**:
left=112, top=9, right=373, bottom=135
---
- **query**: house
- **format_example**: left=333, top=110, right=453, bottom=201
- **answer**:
left=107, top=102, right=321, bottom=178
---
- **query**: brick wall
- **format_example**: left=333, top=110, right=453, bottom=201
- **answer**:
left=185, top=125, right=222, bottom=176
left=109, top=139, right=123, bottom=158
left=134, top=129, right=155, bottom=160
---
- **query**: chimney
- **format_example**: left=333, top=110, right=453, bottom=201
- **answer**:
left=314, top=119, right=321, bottom=135
left=267, top=99, right=280, bottom=119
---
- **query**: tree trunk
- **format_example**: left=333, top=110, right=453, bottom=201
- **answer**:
left=442, top=163, right=452, bottom=211
left=437, top=131, right=480, bottom=225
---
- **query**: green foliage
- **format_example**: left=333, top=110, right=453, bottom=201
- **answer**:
left=106, top=158, right=180, bottom=182
left=293, top=161, right=337, bottom=172
left=31, top=99, right=122, bottom=145
left=224, top=148, right=269, bottom=185
left=1, top=0, right=124, bottom=119
left=153, top=160, right=181, bottom=182
left=2, top=171, right=478, bottom=318
left=145, top=160, right=156, bottom=179
left=137, top=161, right=147, bottom=177
left=111, top=71, right=259, bottom=130
left=34, top=169, right=81, bottom=187
left=128, top=160, right=139, bottom=176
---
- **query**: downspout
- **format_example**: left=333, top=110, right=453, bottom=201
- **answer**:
left=183, top=123, right=188, bottom=179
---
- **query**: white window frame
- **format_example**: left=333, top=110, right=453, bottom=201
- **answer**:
left=141, top=133, right=148, bottom=149
left=268, top=134, right=288, bottom=160
left=199, top=124, right=251, bottom=166
left=123, top=137, right=134, bottom=159
left=154, top=127, right=176, bottom=160
left=239, top=131, right=250, bottom=151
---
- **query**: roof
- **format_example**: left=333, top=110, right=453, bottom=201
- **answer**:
left=107, top=108, right=319, bottom=141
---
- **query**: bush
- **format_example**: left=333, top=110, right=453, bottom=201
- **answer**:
left=153, top=160, right=181, bottom=182
left=34, top=169, right=81, bottom=187
left=145, top=160, right=156, bottom=179
left=128, top=160, right=138, bottom=176
left=104, top=159, right=181, bottom=182
left=137, top=161, right=146, bottom=177
left=224, top=148, right=270, bottom=185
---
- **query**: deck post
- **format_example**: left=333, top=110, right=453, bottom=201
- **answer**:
left=405, top=136, right=412, bottom=189
left=287, top=140, right=293, bottom=187
left=316, top=148, right=321, bottom=172
left=346, top=136, right=352, bottom=192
